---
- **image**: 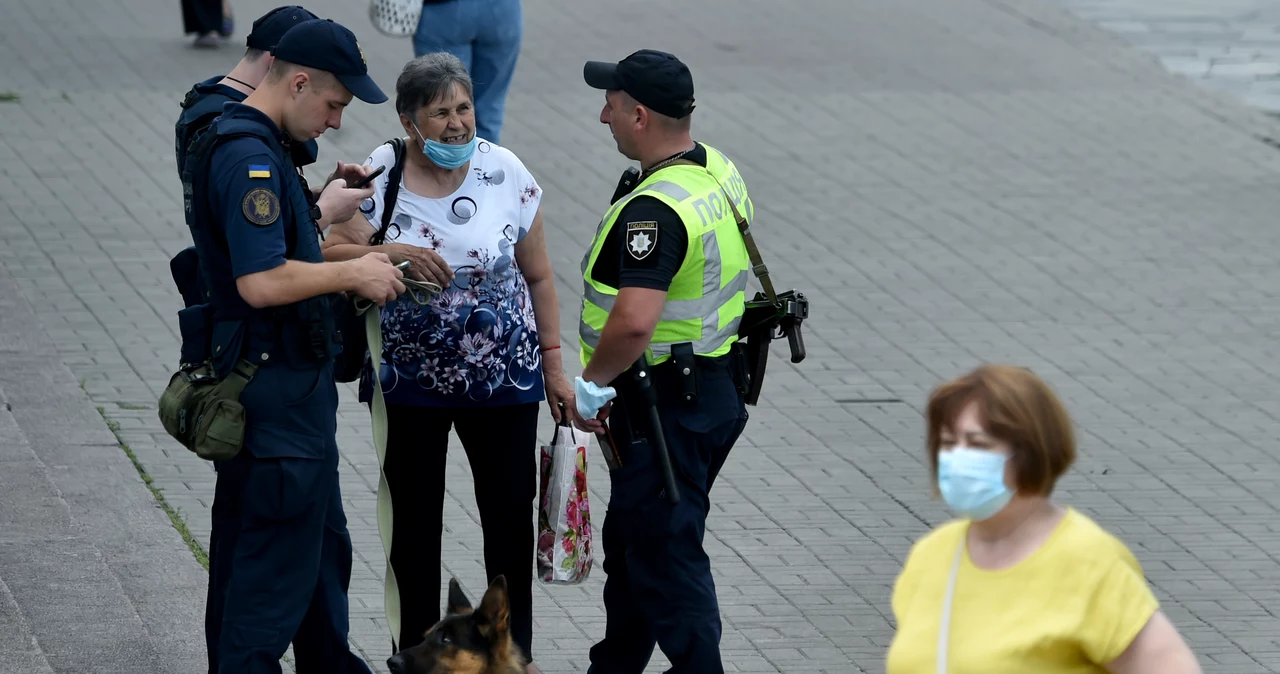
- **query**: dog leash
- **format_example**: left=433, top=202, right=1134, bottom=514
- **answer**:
left=354, top=276, right=442, bottom=314
left=355, top=275, right=442, bottom=646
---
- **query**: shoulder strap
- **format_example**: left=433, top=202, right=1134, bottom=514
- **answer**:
left=183, top=110, right=222, bottom=148
left=178, top=88, right=233, bottom=157
left=370, top=137, right=408, bottom=246
left=665, top=156, right=778, bottom=304
left=937, top=540, right=964, bottom=674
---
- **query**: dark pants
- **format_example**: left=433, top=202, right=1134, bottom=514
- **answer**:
left=384, top=402, right=539, bottom=662
left=587, top=361, right=748, bottom=674
left=181, top=0, right=222, bottom=35
left=205, top=364, right=370, bottom=674
left=205, top=452, right=371, bottom=673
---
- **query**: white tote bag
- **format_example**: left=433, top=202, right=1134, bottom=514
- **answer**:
left=369, top=0, right=422, bottom=38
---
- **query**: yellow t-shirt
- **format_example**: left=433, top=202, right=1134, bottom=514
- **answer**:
left=886, top=508, right=1158, bottom=674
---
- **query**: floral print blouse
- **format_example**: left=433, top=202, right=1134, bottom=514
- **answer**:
left=356, top=138, right=545, bottom=408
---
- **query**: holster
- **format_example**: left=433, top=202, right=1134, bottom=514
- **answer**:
left=157, top=358, right=258, bottom=462
left=168, top=245, right=206, bottom=309
left=730, top=341, right=753, bottom=400
left=176, top=303, right=214, bottom=367
left=275, top=295, right=340, bottom=368
left=331, top=293, right=368, bottom=383
left=670, top=343, right=700, bottom=404
left=736, top=301, right=780, bottom=406
left=610, top=350, right=742, bottom=444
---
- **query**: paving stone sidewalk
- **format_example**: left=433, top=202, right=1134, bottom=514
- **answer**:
left=2, top=0, right=1280, bottom=671
left=1051, top=0, right=1280, bottom=112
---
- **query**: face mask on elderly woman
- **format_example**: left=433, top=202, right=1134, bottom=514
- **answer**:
left=411, top=121, right=478, bottom=170
left=937, top=446, right=1014, bottom=521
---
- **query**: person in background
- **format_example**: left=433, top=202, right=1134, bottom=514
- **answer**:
left=183, top=0, right=235, bottom=48
left=887, top=364, right=1202, bottom=674
left=321, top=51, right=567, bottom=674
left=412, top=0, right=522, bottom=144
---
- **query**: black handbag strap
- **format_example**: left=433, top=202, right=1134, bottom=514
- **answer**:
left=369, top=137, right=407, bottom=246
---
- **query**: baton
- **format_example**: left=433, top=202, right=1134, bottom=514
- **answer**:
left=632, top=357, right=680, bottom=505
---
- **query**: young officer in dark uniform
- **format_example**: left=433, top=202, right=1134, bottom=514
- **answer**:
left=182, top=17, right=406, bottom=673
left=573, top=50, right=754, bottom=674
left=175, top=5, right=371, bottom=232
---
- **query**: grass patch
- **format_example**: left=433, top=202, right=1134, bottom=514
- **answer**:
left=116, top=403, right=149, bottom=410
left=96, top=406, right=209, bottom=571
left=0, top=91, right=19, bottom=103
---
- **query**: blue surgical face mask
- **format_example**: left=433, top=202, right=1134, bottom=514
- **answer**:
left=937, top=446, right=1013, bottom=521
left=412, top=121, right=477, bottom=169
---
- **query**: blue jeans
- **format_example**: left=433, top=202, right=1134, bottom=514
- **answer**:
left=413, top=0, right=523, bottom=145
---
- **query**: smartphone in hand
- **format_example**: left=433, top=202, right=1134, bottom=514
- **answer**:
left=352, top=164, right=386, bottom=189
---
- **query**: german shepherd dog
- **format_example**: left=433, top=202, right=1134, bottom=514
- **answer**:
left=386, top=575, right=526, bottom=674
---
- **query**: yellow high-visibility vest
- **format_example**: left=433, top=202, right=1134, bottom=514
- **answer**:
left=579, top=144, right=752, bottom=366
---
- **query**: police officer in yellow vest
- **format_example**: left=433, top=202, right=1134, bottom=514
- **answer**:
left=573, top=49, right=752, bottom=674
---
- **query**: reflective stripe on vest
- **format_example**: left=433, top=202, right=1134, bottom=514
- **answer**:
left=579, top=144, right=752, bottom=366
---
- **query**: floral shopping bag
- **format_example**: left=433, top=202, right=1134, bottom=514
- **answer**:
left=536, top=414, right=593, bottom=584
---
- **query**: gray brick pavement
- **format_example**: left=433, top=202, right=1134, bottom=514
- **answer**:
left=2, top=0, right=1280, bottom=671
left=1051, top=0, right=1280, bottom=112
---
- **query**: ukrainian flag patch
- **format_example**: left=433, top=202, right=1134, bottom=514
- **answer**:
left=247, top=164, right=271, bottom=179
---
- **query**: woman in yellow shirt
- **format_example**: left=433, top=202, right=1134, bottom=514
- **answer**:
left=886, top=365, right=1201, bottom=674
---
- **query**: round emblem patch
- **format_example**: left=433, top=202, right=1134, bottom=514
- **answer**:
left=242, top=188, right=280, bottom=227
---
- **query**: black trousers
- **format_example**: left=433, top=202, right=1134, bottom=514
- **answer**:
left=586, top=359, right=747, bottom=674
left=384, top=402, right=539, bottom=662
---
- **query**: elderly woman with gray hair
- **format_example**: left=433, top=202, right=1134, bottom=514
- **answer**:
left=322, top=52, right=567, bottom=673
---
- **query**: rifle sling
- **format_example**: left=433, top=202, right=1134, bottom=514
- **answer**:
left=654, top=158, right=778, bottom=306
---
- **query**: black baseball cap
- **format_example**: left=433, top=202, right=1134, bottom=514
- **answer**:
left=272, top=19, right=388, bottom=104
left=246, top=6, right=318, bottom=51
left=584, top=49, right=696, bottom=119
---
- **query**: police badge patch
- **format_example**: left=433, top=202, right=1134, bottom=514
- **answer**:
left=242, top=188, right=280, bottom=226
left=626, top=221, right=658, bottom=260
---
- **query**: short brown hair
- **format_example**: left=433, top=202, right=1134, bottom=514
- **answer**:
left=265, top=61, right=339, bottom=90
left=925, top=364, right=1076, bottom=495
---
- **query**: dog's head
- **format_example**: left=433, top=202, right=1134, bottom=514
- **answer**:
left=387, top=575, right=525, bottom=674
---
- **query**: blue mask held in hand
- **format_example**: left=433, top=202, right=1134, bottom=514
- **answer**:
left=574, top=377, right=617, bottom=420
left=413, top=121, right=477, bottom=169
left=937, top=446, right=1014, bottom=521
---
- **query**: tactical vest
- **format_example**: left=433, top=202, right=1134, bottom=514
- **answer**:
left=175, top=81, right=233, bottom=175
left=175, top=81, right=319, bottom=175
left=180, top=112, right=339, bottom=375
left=579, top=144, right=753, bottom=366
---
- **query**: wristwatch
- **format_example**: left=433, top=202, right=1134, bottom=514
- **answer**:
left=310, top=203, right=323, bottom=223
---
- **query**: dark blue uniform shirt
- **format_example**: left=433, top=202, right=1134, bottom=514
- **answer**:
left=205, top=104, right=316, bottom=301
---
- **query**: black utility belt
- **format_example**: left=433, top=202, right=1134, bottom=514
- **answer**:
left=199, top=316, right=337, bottom=377
left=613, top=344, right=739, bottom=405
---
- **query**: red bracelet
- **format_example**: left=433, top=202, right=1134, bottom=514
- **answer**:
left=540, top=345, right=561, bottom=353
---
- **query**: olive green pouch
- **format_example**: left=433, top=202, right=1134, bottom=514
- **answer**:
left=158, top=360, right=258, bottom=461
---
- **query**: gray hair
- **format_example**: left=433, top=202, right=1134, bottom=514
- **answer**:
left=395, top=52, right=474, bottom=117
